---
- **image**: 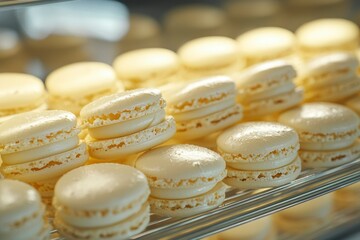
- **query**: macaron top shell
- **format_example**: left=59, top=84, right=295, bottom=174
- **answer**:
left=178, top=36, right=238, bottom=69
left=46, top=62, right=122, bottom=98
left=0, top=179, right=41, bottom=226
left=54, top=163, right=149, bottom=210
left=164, top=76, right=236, bottom=113
left=237, top=27, right=295, bottom=57
left=278, top=103, right=359, bottom=135
left=113, top=48, right=179, bottom=80
left=304, top=52, right=358, bottom=76
left=296, top=18, right=359, bottom=49
left=0, top=73, right=45, bottom=110
left=136, top=144, right=226, bottom=180
left=80, top=88, right=165, bottom=128
left=217, top=122, right=298, bottom=157
left=0, top=110, right=77, bottom=153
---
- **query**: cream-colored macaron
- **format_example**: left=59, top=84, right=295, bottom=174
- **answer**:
left=234, top=60, right=303, bottom=119
left=46, top=62, right=123, bottom=115
left=0, top=179, right=50, bottom=240
left=113, top=48, right=180, bottom=89
left=162, top=76, right=243, bottom=141
left=216, top=216, right=276, bottom=240
left=217, top=122, right=301, bottom=188
left=80, top=88, right=176, bottom=161
left=53, top=163, right=150, bottom=240
left=237, top=27, right=295, bottom=66
left=178, top=36, right=243, bottom=80
left=0, top=73, right=47, bottom=123
left=297, top=52, right=360, bottom=102
left=278, top=103, right=360, bottom=168
left=135, top=144, right=227, bottom=217
left=296, top=18, right=359, bottom=59
left=275, top=193, right=334, bottom=234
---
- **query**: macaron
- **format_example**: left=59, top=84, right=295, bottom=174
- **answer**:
left=80, top=88, right=176, bottom=161
left=46, top=62, right=124, bottom=115
left=135, top=144, right=227, bottom=217
left=0, top=179, right=50, bottom=240
left=296, top=18, right=359, bottom=59
left=237, top=27, right=295, bottom=66
left=215, top=216, right=276, bottom=240
left=334, top=182, right=360, bottom=209
left=217, top=122, right=301, bottom=189
left=275, top=193, right=334, bottom=234
left=162, top=76, right=243, bottom=141
left=113, top=48, right=180, bottom=89
left=0, top=110, right=88, bottom=210
left=278, top=103, right=360, bottom=168
left=0, top=73, right=47, bottom=123
left=53, top=163, right=150, bottom=240
left=178, top=36, right=243, bottom=80
left=234, top=60, right=303, bottom=119
left=297, top=52, right=360, bottom=102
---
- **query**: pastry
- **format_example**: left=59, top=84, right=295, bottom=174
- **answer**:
left=217, top=121, right=301, bottom=188
left=0, top=110, right=88, bottom=211
left=162, top=76, right=243, bottom=141
left=178, top=36, right=243, bottom=80
left=0, top=73, right=47, bottom=123
left=46, top=62, right=124, bottom=115
left=237, top=27, right=295, bottom=66
left=135, top=144, right=227, bottom=217
left=113, top=48, right=180, bottom=89
left=80, top=88, right=176, bottom=161
left=297, top=52, right=360, bottom=102
left=53, top=163, right=150, bottom=240
left=275, top=193, right=334, bottom=234
left=334, top=182, right=360, bottom=209
left=278, top=103, right=360, bottom=168
left=233, top=60, right=303, bottom=119
left=296, top=18, right=359, bottom=59
left=0, top=179, right=50, bottom=240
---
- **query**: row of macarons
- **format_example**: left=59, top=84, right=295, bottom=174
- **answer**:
left=1, top=85, right=360, bottom=239
left=2, top=48, right=360, bottom=123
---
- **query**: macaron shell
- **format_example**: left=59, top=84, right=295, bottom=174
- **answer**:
left=54, top=203, right=150, bottom=240
left=175, top=104, right=243, bottom=140
left=1, top=143, right=88, bottom=182
left=0, top=73, right=45, bottom=109
left=0, top=102, right=48, bottom=124
left=224, top=156, right=301, bottom=189
left=299, top=139, right=360, bottom=168
left=149, top=182, right=226, bottom=218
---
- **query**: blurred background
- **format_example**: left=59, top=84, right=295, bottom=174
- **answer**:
left=1, top=0, right=360, bottom=79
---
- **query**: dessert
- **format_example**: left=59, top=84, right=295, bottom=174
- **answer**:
left=0, top=73, right=47, bottom=123
left=53, top=163, right=150, bottom=240
left=233, top=60, right=303, bottom=119
left=334, top=182, right=360, bottom=209
left=46, top=62, right=124, bottom=115
left=162, top=76, right=243, bottom=141
left=0, top=110, right=88, bottom=210
left=297, top=52, right=360, bottom=102
left=80, top=88, right=176, bottom=161
left=296, top=18, right=359, bottom=59
left=113, top=48, right=180, bottom=89
left=279, top=103, right=360, bottom=168
left=135, top=144, right=227, bottom=217
left=178, top=36, right=243, bottom=80
left=0, top=179, right=50, bottom=240
left=237, top=27, right=295, bottom=66
left=217, top=122, right=301, bottom=188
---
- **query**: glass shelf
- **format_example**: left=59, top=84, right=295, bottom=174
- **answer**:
left=51, top=159, right=360, bottom=240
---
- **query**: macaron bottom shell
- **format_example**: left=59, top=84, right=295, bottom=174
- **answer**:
left=54, top=204, right=150, bottom=240
left=149, top=182, right=227, bottom=218
left=86, top=117, right=176, bottom=160
left=224, top=156, right=301, bottom=189
left=299, top=139, right=360, bottom=168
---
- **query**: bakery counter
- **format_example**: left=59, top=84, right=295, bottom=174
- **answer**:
left=49, top=159, right=359, bottom=240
